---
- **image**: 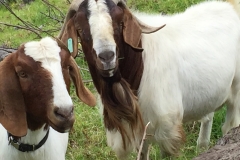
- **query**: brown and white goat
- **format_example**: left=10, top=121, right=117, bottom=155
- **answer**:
left=0, top=37, right=96, bottom=160
left=58, top=0, right=240, bottom=159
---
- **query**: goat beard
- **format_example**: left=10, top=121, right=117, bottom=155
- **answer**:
left=101, top=70, right=144, bottom=150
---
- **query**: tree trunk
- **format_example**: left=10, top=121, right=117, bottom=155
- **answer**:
left=193, top=125, right=240, bottom=160
left=0, top=47, right=16, bottom=61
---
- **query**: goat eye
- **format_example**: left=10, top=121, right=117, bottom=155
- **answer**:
left=18, top=71, right=27, bottom=78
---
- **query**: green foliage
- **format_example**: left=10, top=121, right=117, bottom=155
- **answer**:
left=0, top=0, right=68, bottom=47
left=128, top=0, right=204, bottom=13
left=0, top=0, right=226, bottom=159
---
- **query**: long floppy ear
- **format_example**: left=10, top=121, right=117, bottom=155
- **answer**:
left=69, top=56, right=96, bottom=107
left=0, top=54, right=28, bottom=136
left=122, top=8, right=143, bottom=51
left=60, top=10, right=79, bottom=58
left=121, top=5, right=165, bottom=50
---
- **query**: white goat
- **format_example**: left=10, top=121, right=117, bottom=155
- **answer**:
left=58, top=0, right=240, bottom=159
left=135, top=0, right=240, bottom=157
left=0, top=37, right=96, bottom=160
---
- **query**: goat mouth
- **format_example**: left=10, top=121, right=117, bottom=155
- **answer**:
left=48, top=116, right=75, bottom=133
left=95, top=58, right=119, bottom=78
left=96, top=57, right=117, bottom=75
left=98, top=68, right=117, bottom=77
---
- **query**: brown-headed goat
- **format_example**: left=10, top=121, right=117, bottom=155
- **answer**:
left=0, top=37, right=96, bottom=160
left=58, top=0, right=240, bottom=159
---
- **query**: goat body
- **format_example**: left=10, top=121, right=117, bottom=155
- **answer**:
left=59, top=0, right=240, bottom=159
left=0, top=37, right=96, bottom=160
left=137, top=1, right=240, bottom=155
left=138, top=1, right=239, bottom=123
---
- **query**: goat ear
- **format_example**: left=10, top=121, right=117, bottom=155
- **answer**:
left=122, top=9, right=143, bottom=51
left=0, top=54, right=28, bottom=137
left=60, top=16, right=79, bottom=58
left=122, top=7, right=165, bottom=50
left=69, top=56, right=96, bottom=107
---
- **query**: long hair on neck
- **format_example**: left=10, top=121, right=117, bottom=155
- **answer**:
left=101, top=70, right=144, bottom=149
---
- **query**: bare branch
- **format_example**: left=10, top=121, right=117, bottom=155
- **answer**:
left=0, top=0, right=65, bottom=39
left=0, top=1, right=30, bottom=27
left=0, top=0, right=93, bottom=79
left=42, top=0, right=65, bottom=19
left=137, top=122, right=151, bottom=160
left=40, top=11, right=62, bottom=23
left=0, top=22, right=42, bottom=38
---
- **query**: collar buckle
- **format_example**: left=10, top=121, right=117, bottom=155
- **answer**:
left=8, top=136, right=20, bottom=150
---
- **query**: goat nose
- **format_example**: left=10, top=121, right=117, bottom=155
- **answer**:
left=98, top=51, right=114, bottom=63
left=54, top=106, right=73, bottom=119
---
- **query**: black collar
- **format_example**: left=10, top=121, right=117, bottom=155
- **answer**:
left=8, top=129, right=50, bottom=152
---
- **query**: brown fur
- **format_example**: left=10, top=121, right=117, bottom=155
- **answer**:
left=57, top=38, right=96, bottom=106
left=159, top=124, right=186, bottom=158
left=0, top=39, right=96, bottom=137
left=58, top=0, right=145, bottom=149
left=0, top=49, right=28, bottom=137
left=100, top=71, right=143, bottom=148
left=0, top=45, right=54, bottom=136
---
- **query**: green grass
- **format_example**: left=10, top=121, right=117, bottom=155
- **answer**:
left=128, top=0, right=203, bottom=13
left=0, top=0, right=226, bottom=159
left=0, top=0, right=69, bottom=47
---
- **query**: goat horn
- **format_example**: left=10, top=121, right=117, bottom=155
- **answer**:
left=58, top=0, right=85, bottom=39
left=113, top=0, right=165, bottom=34
left=135, top=16, right=166, bottom=34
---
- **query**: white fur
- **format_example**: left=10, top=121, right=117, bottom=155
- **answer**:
left=25, top=37, right=73, bottom=111
left=88, top=0, right=117, bottom=70
left=0, top=37, right=72, bottom=160
left=0, top=125, right=68, bottom=160
left=228, top=0, right=240, bottom=16
left=104, top=1, right=240, bottom=158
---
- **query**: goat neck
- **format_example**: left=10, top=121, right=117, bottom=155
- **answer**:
left=7, top=125, right=50, bottom=152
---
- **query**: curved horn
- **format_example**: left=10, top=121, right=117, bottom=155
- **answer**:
left=113, top=0, right=165, bottom=34
left=135, top=16, right=166, bottom=34
left=58, top=0, right=85, bottom=39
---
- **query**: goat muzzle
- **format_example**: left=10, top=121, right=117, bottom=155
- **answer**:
left=48, top=106, right=75, bottom=133
left=96, top=57, right=118, bottom=77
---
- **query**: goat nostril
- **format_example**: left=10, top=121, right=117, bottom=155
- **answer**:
left=98, top=51, right=114, bottom=63
left=54, top=106, right=73, bottom=119
left=54, top=107, right=65, bottom=119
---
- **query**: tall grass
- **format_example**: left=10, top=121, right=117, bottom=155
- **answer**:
left=0, top=0, right=226, bottom=159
